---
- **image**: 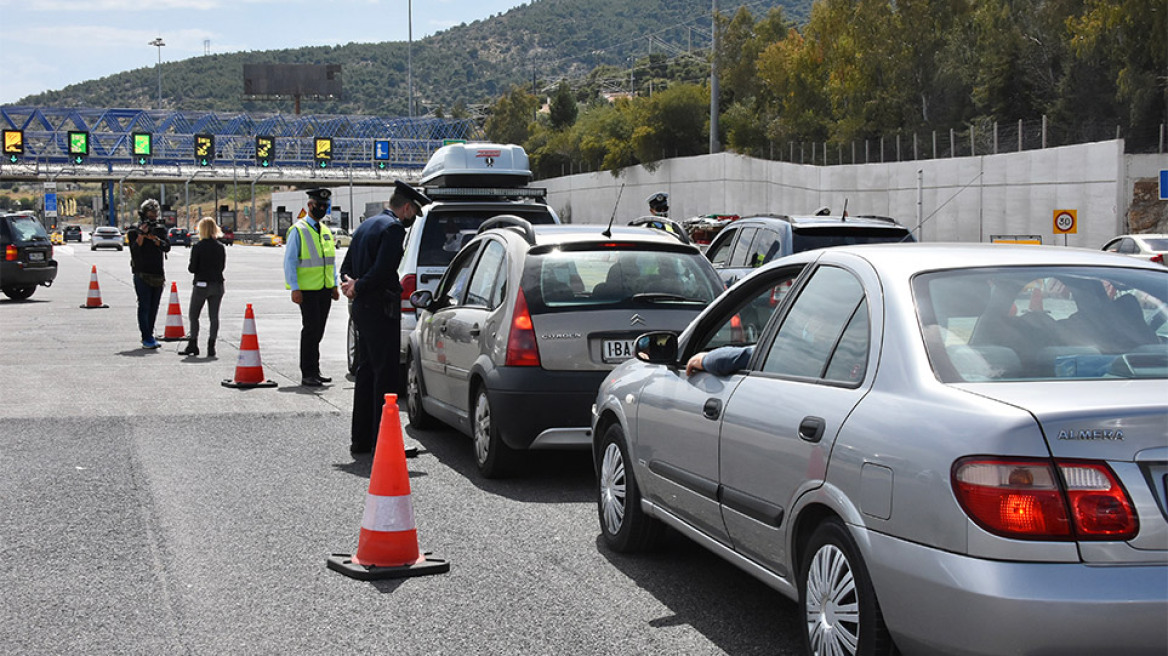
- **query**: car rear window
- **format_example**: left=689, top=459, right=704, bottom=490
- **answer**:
left=1143, top=238, right=1168, bottom=251
left=524, top=246, right=723, bottom=312
left=915, top=265, right=1168, bottom=382
left=791, top=226, right=913, bottom=252
left=418, top=207, right=555, bottom=267
left=6, top=216, right=49, bottom=242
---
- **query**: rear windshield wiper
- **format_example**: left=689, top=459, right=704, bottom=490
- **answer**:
left=631, top=292, right=705, bottom=304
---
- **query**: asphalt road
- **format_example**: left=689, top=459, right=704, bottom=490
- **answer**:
left=0, top=242, right=802, bottom=655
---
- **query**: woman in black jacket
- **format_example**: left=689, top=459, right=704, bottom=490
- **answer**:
left=180, top=217, right=227, bottom=357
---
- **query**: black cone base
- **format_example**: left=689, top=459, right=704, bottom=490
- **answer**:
left=327, top=552, right=449, bottom=581
left=221, top=379, right=278, bottom=388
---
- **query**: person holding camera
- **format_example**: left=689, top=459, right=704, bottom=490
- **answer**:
left=127, top=198, right=171, bottom=349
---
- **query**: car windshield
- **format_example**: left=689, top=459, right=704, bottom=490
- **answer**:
left=7, top=216, right=49, bottom=241
left=417, top=207, right=556, bottom=267
left=914, top=265, right=1168, bottom=382
left=792, top=226, right=913, bottom=251
left=526, top=247, right=724, bottom=311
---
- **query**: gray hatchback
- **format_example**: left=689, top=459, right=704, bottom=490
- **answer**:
left=407, top=217, right=724, bottom=478
left=593, top=243, right=1167, bottom=656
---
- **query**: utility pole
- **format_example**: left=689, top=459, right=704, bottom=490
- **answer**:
left=408, top=0, right=414, bottom=118
left=709, top=0, right=721, bottom=154
left=150, top=37, right=166, bottom=206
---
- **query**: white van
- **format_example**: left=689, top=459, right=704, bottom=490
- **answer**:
left=346, top=142, right=561, bottom=375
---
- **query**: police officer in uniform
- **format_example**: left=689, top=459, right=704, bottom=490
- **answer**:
left=647, top=191, right=669, bottom=217
left=340, top=180, right=431, bottom=455
left=284, top=188, right=340, bottom=387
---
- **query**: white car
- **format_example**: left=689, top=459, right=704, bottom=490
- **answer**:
left=90, top=226, right=123, bottom=251
left=1102, top=233, right=1167, bottom=265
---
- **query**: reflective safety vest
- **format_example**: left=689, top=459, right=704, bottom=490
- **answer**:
left=286, top=220, right=336, bottom=290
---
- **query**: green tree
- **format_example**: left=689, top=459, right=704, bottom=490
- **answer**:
left=630, top=83, right=710, bottom=164
left=549, top=81, right=579, bottom=130
left=485, top=85, right=540, bottom=145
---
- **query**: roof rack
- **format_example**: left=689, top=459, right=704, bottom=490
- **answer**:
left=627, top=217, right=692, bottom=244
left=425, top=186, right=547, bottom=202
left=478, top=214, right=536, bottom=245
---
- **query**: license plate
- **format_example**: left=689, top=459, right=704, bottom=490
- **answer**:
left=602, top=339, right=635, bottom=363
left=28, top=251, right=44, bottom=261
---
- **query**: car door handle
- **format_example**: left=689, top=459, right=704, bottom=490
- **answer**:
left=799, top=416, right=825, bottom=443
left=469, top=324, right=481, bottom=337
left=703, top=398, right=722, bottom=420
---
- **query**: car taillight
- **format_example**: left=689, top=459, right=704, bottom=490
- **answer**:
left=952, top=457, right=1138, bottom=541
left=400, top=274, right=417, bottom=314
left=505, top=288, right=541, bottom=367
left=5, top=245, right=17, bottom=261
left=1151, top=253, right=1164, bottom=265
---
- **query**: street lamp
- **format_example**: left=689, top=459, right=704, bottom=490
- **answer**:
left=149, top=37, right=165, bottom=110
left=149, top=37, right=166, bottom=206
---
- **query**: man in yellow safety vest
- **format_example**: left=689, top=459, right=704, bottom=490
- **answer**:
left=284, top=187, right=340, bottom=387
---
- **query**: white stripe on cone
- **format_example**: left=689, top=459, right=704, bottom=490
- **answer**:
left=360, top=493, right=417, bottom=533
left=236, top=349, right=262, bottom=368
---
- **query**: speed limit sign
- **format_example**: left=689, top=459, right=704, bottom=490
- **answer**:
left=1053, top=209, right=1077, bottom=234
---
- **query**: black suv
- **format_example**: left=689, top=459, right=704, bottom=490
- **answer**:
left=63, top=225, right=83, bottom=242
left=703, top=213, right=915, bottom=286
left=1, top=213, right=58, bottom=300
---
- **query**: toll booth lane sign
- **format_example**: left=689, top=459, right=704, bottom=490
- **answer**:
left=1053, top=209, right=1077, bottom=234
left=1160, top=170, right=1167, bottom=201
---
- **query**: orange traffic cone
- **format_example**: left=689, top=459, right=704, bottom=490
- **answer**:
left=328, top=394, right=448, bottom=581
left=159, top=281, right=186, bottom=341
left=221, top=304, right=277, bottom=388
left=79, top=265, right=108, bottom=309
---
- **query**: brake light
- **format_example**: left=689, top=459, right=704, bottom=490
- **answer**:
left=953, top=457, right=1137, bottom=541
left=1151, top=253, right=1164, bottom=265
left=400, top=274, right=417, bottom=314
left=505, top=288, right=541, bottom=367
left=5, top=245, right=16, bottom=261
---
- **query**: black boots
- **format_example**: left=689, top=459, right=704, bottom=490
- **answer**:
left=207, top=339, right=216, bottom=358
left=179, top=340, right=200, bottom=356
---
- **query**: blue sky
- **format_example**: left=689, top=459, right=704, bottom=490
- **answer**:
left=0, top=0, right=531, bottom=104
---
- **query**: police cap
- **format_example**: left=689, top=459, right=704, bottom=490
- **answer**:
left=394, top=180, right=433, bottom=209
left=647, top=192, right=668, bottom=210
left=305, top=188, right=332, bottom=203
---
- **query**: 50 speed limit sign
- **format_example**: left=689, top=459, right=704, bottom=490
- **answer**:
left=1053, top=209, right=1077, bottom=234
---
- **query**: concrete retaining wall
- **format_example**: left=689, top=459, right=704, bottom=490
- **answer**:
left=543, top=140, right=1165, bottom=249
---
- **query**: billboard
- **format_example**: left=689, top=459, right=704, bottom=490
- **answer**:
left=243, top=64, right=342, bottom=101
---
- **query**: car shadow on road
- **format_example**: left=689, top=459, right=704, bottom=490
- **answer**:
left=596, top=532, right=802, bottom=655
left=404, top=423, right=594, bottom=504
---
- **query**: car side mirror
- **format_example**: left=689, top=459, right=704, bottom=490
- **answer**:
left=634, top=331, right=678, bottom=364
left=410, top=289, right=433, bottom=310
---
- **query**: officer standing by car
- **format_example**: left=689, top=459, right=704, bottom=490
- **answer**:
left=127, top=198, right=171, bottom=349
left=284, top=188, right=339, bottom=387
left=340, top=180, right=431, bottom=455
left=647, top=192, right=669, bottom=217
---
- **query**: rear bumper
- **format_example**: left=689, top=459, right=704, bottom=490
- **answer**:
left=484, top=367, right=608, bottom=450
left=863, top=529, right=1168, bottom=656
left=1, top=261, right=58, bottom=287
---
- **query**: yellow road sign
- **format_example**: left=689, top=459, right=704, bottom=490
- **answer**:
left=1053, top=209, right=1077, bottom=234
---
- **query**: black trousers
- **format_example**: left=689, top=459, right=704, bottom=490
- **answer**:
left=350, top=298, right=401, bottom=450
left=298, top=288, right=333, bottom=378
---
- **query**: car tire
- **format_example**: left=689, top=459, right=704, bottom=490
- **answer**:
left=346, top=317, right=359, bottom=375
left=2, top=286, right=35, bottom=300
left=90, top=245, right=96, bottom=251
left=471, top=385, right=515, bottom=478
left=117, top=246, right=123, bottom=251
left=799, top=518, right=893, bottom=656
left=406, top=352, right=436, bottom=430
left=597, top=423, right=661, bottom=552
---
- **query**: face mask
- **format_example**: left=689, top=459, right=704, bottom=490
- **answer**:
left=308, top=205, right=327, bottom=220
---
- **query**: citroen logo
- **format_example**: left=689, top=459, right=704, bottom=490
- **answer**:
left=484, top=157, right=495, bottom=167
left=630, top=314, right=645, bottom=326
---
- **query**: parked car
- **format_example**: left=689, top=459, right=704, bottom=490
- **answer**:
left=219, top=227, right=234, bottom=246
left=592, top=243, right=1168, bottom=656
left=1102, top=233, right=1167, bottom=265
left=62, top=224, right=83, bottom=242
left=0, top=212, right=57, bottom=300
left=703, top=213, right=915, bottom=287
left=346, top=142, right=561, bottom=376
left=90, top=226, right=124, bottom=251
left=332, top=228, right=352, bottom=248
left=407, top=217, right=724, bottom=478
left=167, top=227, right=191, bottom=247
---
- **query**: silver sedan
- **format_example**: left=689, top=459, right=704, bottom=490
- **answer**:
left=592, top=243, right=1168, bottom=656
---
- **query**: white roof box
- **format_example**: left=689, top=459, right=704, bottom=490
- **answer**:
left=420, top=142, right=532, bottom=188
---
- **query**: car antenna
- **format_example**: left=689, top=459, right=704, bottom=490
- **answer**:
left=602, top=184, right=625, bottom=237
left=841, top=198, right=848, bottom=221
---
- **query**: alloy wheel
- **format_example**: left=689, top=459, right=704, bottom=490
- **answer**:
left=805, top=543, right=860, bottom=656
left=599, top=443, right=627, bottom=535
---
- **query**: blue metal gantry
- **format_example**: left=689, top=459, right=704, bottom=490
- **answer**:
left=0, top=106, right=480, bottom=171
